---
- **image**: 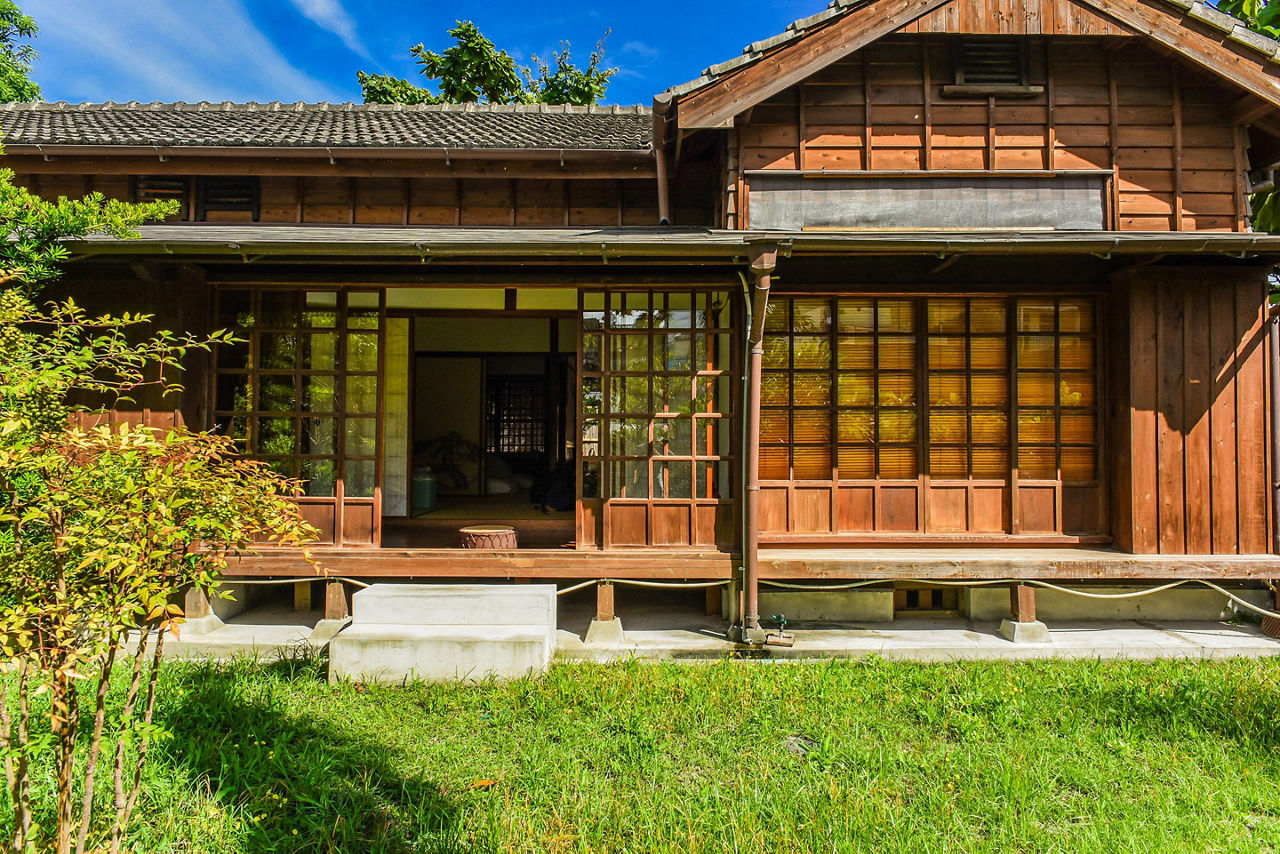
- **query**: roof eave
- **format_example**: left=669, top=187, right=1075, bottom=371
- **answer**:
left=1, top=143, right=653, bottom=160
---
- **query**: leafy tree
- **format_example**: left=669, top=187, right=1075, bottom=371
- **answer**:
left=0, top=168, right=317, bottom=852
left=0, top=1, right=38, bottom=102
left=359, top=20, right=615, bottom=106
left=1218, top=0, right=1280, bottom=234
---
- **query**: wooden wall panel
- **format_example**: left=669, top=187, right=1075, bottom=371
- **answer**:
left=354, top=177, right=408, bottom=225
left=1114, top=267, right=1271, bottom=554
left=301, top=176, right=354, bottom=223
left=901, top=0, right=1129, bottom=34
left=738, top=36, right=1248, bottom=233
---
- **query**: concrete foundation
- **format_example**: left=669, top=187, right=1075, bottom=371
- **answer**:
left=758, top=588, right=894, bottom=623
left=584, top=617, right=626, bottom=646
left=965, top=584, right=1269, bottom=622
left=999, top=619, right=1052, bottom=643
left=329, top=584, right=557, bottom=684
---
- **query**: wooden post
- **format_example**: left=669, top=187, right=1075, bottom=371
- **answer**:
left=1263, top=585, right=1280, bottom=638
left=1010, top=582, right=1036, bottom=623
left=705, top=585, right=722, bottom=617
left=324, top=581, right=349, bottom=621
left=596, top=580, right=615, bottom=623
left=184, top=586, right=212, bottom=620
left=293, top=580, right=312, bottom=613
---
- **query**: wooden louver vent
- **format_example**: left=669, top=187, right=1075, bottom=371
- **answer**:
left=954, top=40, right=1026, bottom=86
left=197, top=176, right=260, bottom=222
left=133, top=176, right=188, bottom=221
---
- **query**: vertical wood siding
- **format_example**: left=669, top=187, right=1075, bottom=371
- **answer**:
left=736, top=36, right=1245, bottom=231
left=1111, top=267, right=1271, bottom=554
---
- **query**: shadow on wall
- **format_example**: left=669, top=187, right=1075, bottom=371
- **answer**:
left=152, top=654, right=483, bottom=853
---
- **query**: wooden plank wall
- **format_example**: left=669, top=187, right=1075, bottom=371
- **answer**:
left=900, top=0, right=1128, bottom=35
left=1109, top=267, right=1271, bottom=554
left=736, top=36, right=1245, bottom=231
left=12, top=174, right=664, bottom=228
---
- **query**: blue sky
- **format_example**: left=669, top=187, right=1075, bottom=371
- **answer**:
left=22, top=0, right=821, bottom=106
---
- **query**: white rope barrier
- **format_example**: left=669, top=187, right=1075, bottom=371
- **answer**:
left=215, top=577, right=372, bottom=588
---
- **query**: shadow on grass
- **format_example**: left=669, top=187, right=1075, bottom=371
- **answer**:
left=154, top=651, right=487, bottom=853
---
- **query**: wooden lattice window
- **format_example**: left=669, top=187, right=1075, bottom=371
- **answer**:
left=211, top=288, right=383, bottom=498
left=197, top=176, right=260, bottom=222
left=486, top=377, right=547, bottom=454
left=759, top=294, right=1098, bottom=489
left=580, top=289, right=735, bottom=501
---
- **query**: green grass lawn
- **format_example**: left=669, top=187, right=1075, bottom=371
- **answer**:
left=21, top=654, right=1280, bottom=852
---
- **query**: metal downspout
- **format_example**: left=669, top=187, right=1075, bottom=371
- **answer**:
left=652, top=94, right=674, bottom=225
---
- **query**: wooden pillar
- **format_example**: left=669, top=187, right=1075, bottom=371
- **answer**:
left=324, top=581, right=349, bottom=621
left=596, top=580, right=615, bottom=623
left=705, top=585, right=722, bottom=617
left=293, top=580, right=312, bottom=612
left=1010, top=582, right=1036, bottom=623
left=184, top=586, right=212, bottom=620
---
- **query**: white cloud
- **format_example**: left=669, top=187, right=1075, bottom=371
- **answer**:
left=285, top=0, right=372, bottom=60
left=24, top=0, right=341, bottom=103
left=621, top=40, right=659, bottom=61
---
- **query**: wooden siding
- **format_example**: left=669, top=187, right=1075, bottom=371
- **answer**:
left=901, top=0, right=1130, bottom=35
left=1107, top=266, right=1271, bottom=555
left=734, top=36, right=1246, bottom=232
left=10, top=174, right=664, bottom=228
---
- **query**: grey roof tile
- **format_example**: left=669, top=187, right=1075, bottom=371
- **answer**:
left=0, top=101, right=652, bottom=150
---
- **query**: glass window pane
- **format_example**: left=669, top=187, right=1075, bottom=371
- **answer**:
left=216, top=373, right=253, bottom=413
left=879, top=410, right=917, bottom=443
left=344, top=459, right=376, bottom=497
left=972, top=449, right=1009, bottom=479
left=970, top=299, right=1006, bottom=333
left=611, top=459, right=648, bottom=498
left=259, top=290, right=297, bottom=328
left=260, top=377, right=296, bottom=412
left=582, top=377, right=602, bottom=414
left=1018, top=447, right=1056, bottom=479
left=1017, top=373, right=1056, bottom=406
left=837, top=373, right=874, bottom=406
left=657, top=292, right=693, bottom=329
left=762, top=337, right=789, bottom=369
left=837, top=299, right=874, bottom=333
left=655, top=376, right=692, bottom=412
left=759, top=447, right=789, bottom=479
left=793, top=299, right=832, bottom=333
left=1062, top=447, right=1096, bottom=481
left=880, top=373, right=916, bottom=406
left=304, top=375, right=336, bottom=414
left=1060, top=336, right=1095, bottom=371
left=793, top=411, right=831, bottom=444
left=302, top=333, right=339, bottom=371
left=930, top=373, right=966, bottom=406
left=1017, top=409, right=1056, bottom=443
left=654, top=459, right=692, bottom=498
left=609, top=292, right=648, bottom=329
left=658, top=333, right=695, bottom=372
left=792, top=336, right=831, bottom=370
left=654, top=416, right=692, bottom=456
left=582, top=461, right=601, bottom=498
left=837, top=336, right=873, bottom=370
left=696, top=462, right=722, bottom=498
left=1061, top=413, right=1096, bottom=445
left=927, top=300, right=966, bottom=333
left=259, top=333, right=297, bottom=370
left=879, top=337, right=915, bottom=371
left=761, top=411, right=791, bottom=445
left=1060, top=373, right=1096, bottom=407
left=838, top=445, right=875, bottom=479
left=347, top=310, right=379, bottom=330
left=609, top=334, right=648, bottom=372
left=610, top=419, right=650, bottom=456
left=301, top=458, right=337, bottom=497
left=971, top=375, right=1008, bottom=406
left=218, top=289, right=254, bottom=328
left=267, top=457, right=298, bottom=479
left=879, top=447, right=918, bottom=478
left=582, top=333, right=602, bottom=372
left=837, top=410, right=875, bottom=443
left=1017, top=300, right=1055, bottom=332
left=610, top=376, right=648, bottom=413
left=929, top=412, right=968, bottom=444
left=793, top=446, right=831, bottom=479
left=216, top=341, right=250, bottom=371
left=793, top=373, right=831, bottom=407
left=258, top=417, right=295, bottom=456
left=878, top=300, right=915, bottom=333
left=971, top=412, right=1008, bottom=443
left=762, top=372, right=790, bottom=406
left=1059, top=301, right=1094, bottom=333
left=930, top=447, right=967, bottom=478
left=301, top=418, right=337, bottom=455
left=581, top=417, right=601, bottom=457
left=346, top=332, right=379, bottom=372
left=970, top=337, right=1007, bottom=370
left=345, top=376, right=377, bottom=414
left=345, top=417, right=377, bottom=456
left=763, top=299, right=790, bottom=332
left=1017, top=336, right=1056, bottom=369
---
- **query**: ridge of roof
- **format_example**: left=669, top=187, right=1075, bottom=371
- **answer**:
left=661, top=0, right=1280, bottom=100
left=0, top=100, right=650, bottom=115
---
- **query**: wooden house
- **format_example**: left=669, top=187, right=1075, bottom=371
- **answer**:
left=7, top=0, right=1280, bottom=636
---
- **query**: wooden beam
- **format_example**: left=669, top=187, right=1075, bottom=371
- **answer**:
left=324, top=580, right=349, bottom=620
left=1074, top=0, right=1280, bottom=111
left=1010, top=582, right=1036, bottom=622
left=678, top=0, right=952, bottom=129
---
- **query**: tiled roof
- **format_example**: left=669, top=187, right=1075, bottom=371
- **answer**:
left=662, top=0, right=1280, bottom=98
left=0, top=101, right=653, bottom=150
